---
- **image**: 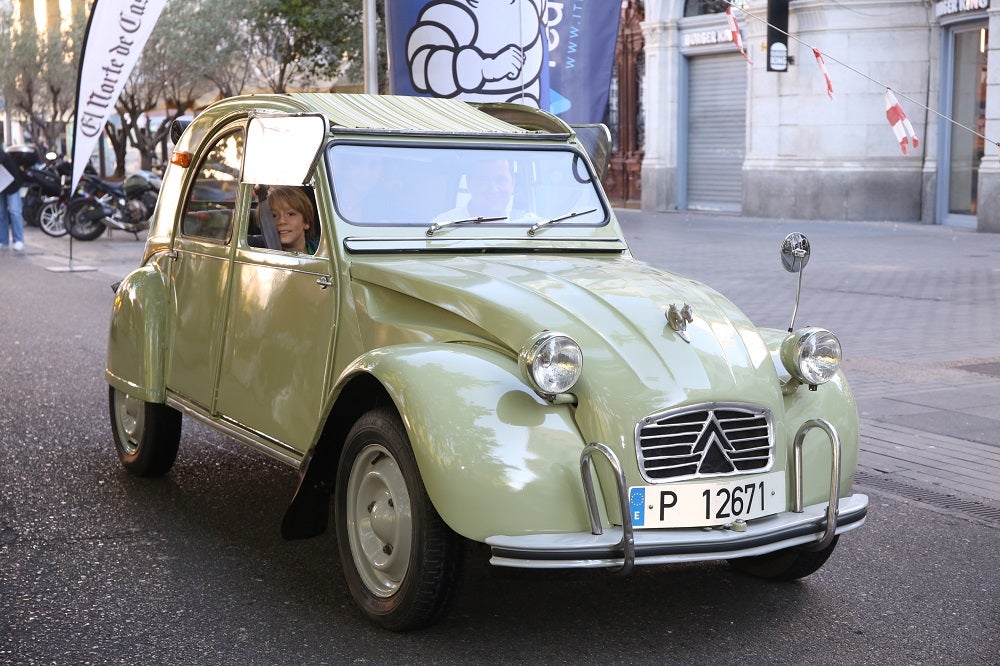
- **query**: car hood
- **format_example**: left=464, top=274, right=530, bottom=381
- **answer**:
left=350, top=254, right=784, bottom=436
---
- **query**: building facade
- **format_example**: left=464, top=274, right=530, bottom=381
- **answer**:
left=639, top=0, right=1000, bottom=231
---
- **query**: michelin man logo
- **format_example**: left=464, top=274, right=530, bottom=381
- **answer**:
left=406, top=0, right=544, bottom=107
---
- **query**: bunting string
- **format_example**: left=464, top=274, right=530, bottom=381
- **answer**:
left=725, top=1, right=1000, bottom=152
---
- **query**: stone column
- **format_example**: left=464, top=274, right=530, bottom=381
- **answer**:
left=742, top=0, right=932, bottom=221
left=978, top=7, right=1000, bottom=232
left=640, top=16, right=680, bottom=212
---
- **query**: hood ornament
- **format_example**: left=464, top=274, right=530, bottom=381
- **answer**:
left=666, top=303, right=694, bottom=343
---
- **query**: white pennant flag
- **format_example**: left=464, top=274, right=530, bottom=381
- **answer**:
left=813, top=49, right=834, bottom=100
left=725, top=7, right=752, bottom=65
left=71, top=0, right=170, bottom=190
left=885, top=89, right=919, bottom=155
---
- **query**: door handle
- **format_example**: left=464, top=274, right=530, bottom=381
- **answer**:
left=316, top=275, right=333, bottom=289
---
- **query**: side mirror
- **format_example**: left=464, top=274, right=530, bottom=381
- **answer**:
left=780, top=232, right=811, bottom=331
left=780, top=232, right=810, bottom=273
left=170, top=118, right=191, bottom=144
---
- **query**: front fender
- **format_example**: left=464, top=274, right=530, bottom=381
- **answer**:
left=781, top=370, right=860, bottom=505
left=761, top=329, right=861, bottom=505
left=106, top=261, right=170, bottom=403
left=342, top=343, right=595, bottom=542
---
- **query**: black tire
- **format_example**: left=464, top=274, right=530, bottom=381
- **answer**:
left=65, top=198, right=107, bottom=241
left=109, top=386, right=182, bottom=477
left=729, top=535, right=839, bottom=581
left=335, top=407, right=463, bottom=631
left=21, top=188, right=42, bottom=227
left=38, top=199, right=67, bottom=237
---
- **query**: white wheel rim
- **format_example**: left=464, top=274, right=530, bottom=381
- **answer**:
left=346, top=443, right=413, bottom=598
left=40, top=203, right=66, bottom=235
left=114, top=390, right=144, bottom=455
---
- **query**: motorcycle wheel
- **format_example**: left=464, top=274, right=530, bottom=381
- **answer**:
left=65, top=198, right=108, bottom=241
left=38, top=200, right=68, bottom=237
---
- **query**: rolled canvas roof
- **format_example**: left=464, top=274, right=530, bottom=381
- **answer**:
left=289, top=93, right=530, bottom=134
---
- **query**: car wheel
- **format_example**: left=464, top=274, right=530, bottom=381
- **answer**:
left=335, top=406, right=463, bottom=631
left=729, top=535, right=839, bottom=581
left=109, top=386, right=182, bottom=477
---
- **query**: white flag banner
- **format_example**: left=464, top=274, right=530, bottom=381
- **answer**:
left=71, top=0, right=169, bottom=190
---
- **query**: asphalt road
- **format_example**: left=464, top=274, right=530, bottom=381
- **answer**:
left=1, top=221, right=998, bottom=664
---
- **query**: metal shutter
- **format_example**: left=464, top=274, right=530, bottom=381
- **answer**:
left=686, top=54, right=747, bottom=211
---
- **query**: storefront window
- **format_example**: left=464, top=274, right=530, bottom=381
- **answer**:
left=948, top=27, right=987, bottom=215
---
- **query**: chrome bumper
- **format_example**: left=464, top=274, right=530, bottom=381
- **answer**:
left=487, top=495, right=868, bottom=569
left=488, top=419, right=868, bottom=570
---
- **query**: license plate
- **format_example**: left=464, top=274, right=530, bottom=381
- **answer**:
left=629, top=472, right=786, bottom=529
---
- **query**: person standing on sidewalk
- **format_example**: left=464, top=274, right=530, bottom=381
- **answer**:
left=0, top=146, right=26, bottom=251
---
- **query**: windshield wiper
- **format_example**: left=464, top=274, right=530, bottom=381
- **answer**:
left=527, top=208, right=599, bottom=236
left=426, top=215, right=507, bottom=236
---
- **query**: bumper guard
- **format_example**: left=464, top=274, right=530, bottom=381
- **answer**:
left=487, top=419, right=868, bottom=571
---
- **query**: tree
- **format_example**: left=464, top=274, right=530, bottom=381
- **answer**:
left=249, top=0, right=363, bottom=93
left=2, top=0, right=369, bottom=173
left=106, top=0, right=226, bottom=174
left=198, top=0, right=258, bottom=98
left=0, top=5, right=83, bottom=152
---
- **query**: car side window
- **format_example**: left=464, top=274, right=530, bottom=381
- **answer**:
left=181, top=129, right=244, bottom=242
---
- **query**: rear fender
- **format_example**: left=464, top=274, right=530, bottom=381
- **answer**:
left=106, top=261, right=170, bottom=403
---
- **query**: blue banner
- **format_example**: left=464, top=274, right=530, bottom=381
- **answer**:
left=545, top=1, right=621, bottom=123
left=384, top=0, right=619, bottom=123
left=385, top=0, right=549, bottom=109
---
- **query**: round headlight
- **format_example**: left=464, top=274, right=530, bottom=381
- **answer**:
left=780, top=327, right=842, bottom=386
left=519, top=332, right=583, bottom=398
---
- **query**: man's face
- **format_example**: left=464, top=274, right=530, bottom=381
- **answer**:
left=468, top=160, right=514, bottom=216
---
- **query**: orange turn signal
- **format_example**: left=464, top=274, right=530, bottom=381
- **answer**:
left=170, top=151, right=192, bottom=168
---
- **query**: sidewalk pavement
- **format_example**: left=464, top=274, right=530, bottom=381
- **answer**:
left=8, top=211, right=1000, bottom=524
left=6, top=225, right=147, bottom=285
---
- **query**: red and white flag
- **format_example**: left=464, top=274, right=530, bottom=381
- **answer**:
left=726, top=7, right=752, bottom=65
left=885, top=89, right=919, bottom=155
left=813, top=49, right=834, bottom=100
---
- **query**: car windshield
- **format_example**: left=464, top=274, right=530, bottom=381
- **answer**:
left=328, top=143, right=607, bottom=230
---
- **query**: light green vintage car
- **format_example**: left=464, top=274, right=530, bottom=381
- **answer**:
left=106, top=93, right=868, bottom=631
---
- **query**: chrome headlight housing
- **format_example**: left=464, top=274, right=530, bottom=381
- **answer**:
left=780, top=327, right=842, bottom=387
left=519, top=331, right=583, bottom=399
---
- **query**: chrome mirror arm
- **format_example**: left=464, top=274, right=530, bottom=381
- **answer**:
left=789, top=263, right=804, bottom=332
left=780, top=233, right=811, bottom=332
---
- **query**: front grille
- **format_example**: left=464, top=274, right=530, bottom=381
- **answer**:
left=635, top=403, right=773, bottom=482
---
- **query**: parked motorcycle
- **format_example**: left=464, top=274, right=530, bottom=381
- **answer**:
left=37, top=174, right=95, bottom=238
left=7, top=146, right=70, bottom=236
left=64, top=170, right=161, bottom=241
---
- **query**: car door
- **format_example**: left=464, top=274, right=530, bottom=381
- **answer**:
left=165, top=125, right=243, bottom=412
left=213, top=181, right=338, bottom=457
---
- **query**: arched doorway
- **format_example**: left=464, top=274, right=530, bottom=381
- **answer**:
left=603, top=1, right=645, bottom=208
